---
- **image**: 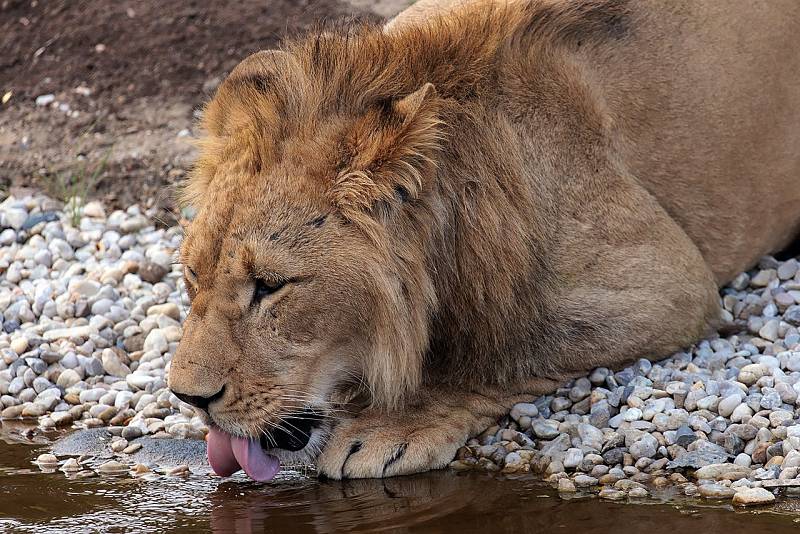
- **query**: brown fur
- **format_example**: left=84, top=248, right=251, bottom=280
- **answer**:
left=169, top=0, right=800, bottom=478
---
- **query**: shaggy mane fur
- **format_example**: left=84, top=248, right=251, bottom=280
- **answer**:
left=177, top=1, right=638, bottom=407
left=170, top=0, right=800, bottom=478
left=181, top=0, right=631, bottom=210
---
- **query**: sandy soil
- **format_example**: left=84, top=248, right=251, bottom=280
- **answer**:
left=0, top=0, right=410, bottom=211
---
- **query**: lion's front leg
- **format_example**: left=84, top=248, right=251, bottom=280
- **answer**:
left=316, top=390, right=497, bottom=479
left=316, top=380, right=557, bottom=479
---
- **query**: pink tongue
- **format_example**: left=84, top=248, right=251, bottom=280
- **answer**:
left=206, top=427, right=281, bottom=482
left=207, top=427, right=240, bottom=477
left=230, top=436, right=281, bottom=482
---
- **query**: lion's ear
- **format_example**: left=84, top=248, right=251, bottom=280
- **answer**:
left=332, top=83, right=442, bottom=215
left=394, top=82, right=437, bottom=126
left=204, top=49, right=295, bottom=137
left=181, top=50, right=296, bottom=211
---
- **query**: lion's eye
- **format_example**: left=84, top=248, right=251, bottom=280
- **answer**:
left=253, top=278, right=286, bottom=303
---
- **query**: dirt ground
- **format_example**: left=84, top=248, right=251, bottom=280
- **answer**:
left=0, top=0, right=412, bottom=212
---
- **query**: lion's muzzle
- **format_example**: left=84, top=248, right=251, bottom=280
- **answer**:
left=171, top=385, right=225, bottom=413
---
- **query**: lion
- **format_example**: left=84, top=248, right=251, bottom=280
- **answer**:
left=168, top=0, right=800, bottom=480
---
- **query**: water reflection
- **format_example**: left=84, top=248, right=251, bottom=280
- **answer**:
left=208, top=472, right=519, bottom=533
left=2, top=426, right=800, bottom=534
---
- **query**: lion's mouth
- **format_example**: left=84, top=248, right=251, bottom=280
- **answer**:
left=207, top=409, right=325, bottom=482
left=261, top=410, right=323, bottom=451
left=207, top=427, right=281, bottom=481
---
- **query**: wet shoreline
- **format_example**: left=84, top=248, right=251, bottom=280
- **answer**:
left=4, top=424, right=800, bottom=534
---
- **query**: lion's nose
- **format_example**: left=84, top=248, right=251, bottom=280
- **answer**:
left=171, top=385, right=226, bottom=412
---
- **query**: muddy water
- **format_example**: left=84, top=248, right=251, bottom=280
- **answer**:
left=2, top=425, right=800, bottom=533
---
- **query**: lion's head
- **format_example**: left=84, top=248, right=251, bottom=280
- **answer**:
left=167, top=29, right=461, bottom=475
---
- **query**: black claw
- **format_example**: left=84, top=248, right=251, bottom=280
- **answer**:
left=341, top=440, right=363, bottom=479
left=382, top=442, right=408, bottom=476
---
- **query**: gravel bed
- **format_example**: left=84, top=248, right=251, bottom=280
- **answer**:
left=0, top=193, right=203, bottom=442
left=454, top=253, right=800, bottom=507
left=3, top=194, right=800, bottom=506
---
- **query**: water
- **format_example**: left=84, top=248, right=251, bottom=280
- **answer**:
left=2, top=423, right=800, bottom=533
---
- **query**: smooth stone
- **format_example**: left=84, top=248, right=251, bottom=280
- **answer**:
left=510, top=403, right=539, bottom=420
left=111, top=438, right=129, bottom=453
left=97, top=461, right=128, bottom=474
left=563, top=448, right=584, bottom=469
left=101, top=349, right=131, bottom=378
left=60, top=458, right=82, bottom=472
left=10, top=338, right=28, bottom=354
left=573, top=474, right=599, bottom=487
left=143, top=329, right=168, bottom=354
left=699, top=484, right=736, bottom=499
left=147, top=303, right=180, bottom=321
left=630, top=434, right=658, bottom=460
left=138, top=260, right=169, bottom=284
left=43, top=326, right=98, bottom=341
left=732, top=487, right=776, bottom=506
left=532, top=421, right=560, bottom=440
left=122, top=426, right=143, bottom=441
left=79, top=389, right=106, bottom=403
left=557, top=478, right=577, bottom=493
left=50, top=412, right=74, bottom=426
left=598, top=488, right=626, bottom=500
left=122, top=443, right=143, bottom=455
left=36, top=453, right=58, bottom=465
left=21, top=403, right=47, bottom=417
left=694, top=463, right=752, bottom=481
left=166, top=464, right=190, bottom=477
left=126, top=374, right=156, bottom=390
left=56, top=369, right=82, bottom=389
left=731, top=403, right=754, bottom=423
left=718, top=395, right=743, bottom=418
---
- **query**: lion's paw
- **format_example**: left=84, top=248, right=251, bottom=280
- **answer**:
left=315, top=412, right=466, bottom=479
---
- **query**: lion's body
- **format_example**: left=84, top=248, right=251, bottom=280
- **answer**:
left=396, top=0, right=800, bottom=283
left=170, top=0, right=800, bottom=479
left=568, top=0, right=800, bottom=283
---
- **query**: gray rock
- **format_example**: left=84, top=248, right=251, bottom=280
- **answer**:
left=52, top=428, right=113, bottom=456
left=759, top=320, right=780, bottom=342
left=667, top=450, right=731, bottom=470
left=775, top=382, right=797, bottom=404
left=760, top=390, right=782, bottom=410
left=573, top=474, right=599, bottom=487
left=563, top=448, right=584, bottom=469
left=510, top=402, right=538, bottom=420
left=578, top=423, right=604, bottom=451
left=732, top=487, right=775, bottom=506
left=630, top=434, right=658, bottom=460
left=84, top=357, right=105, bottom=377
left=718, top=394, right=743, bottom=418
left=699, top=483, right=736, bottom=499
left=589, top=400, right=611, bottom=428
left=675, top=424, right=697, bottom=448
left=550, top=397, right=572, bottom=413
left=778, top=260, right=799, bottom=281
left=532, top=420, right=560, bottom=440
left=589, top=367, right=610, bottom=386
left=602, top=447, right=626, bottom=465
left=694, top=463, right=752, bottom=481
left=101, top=349, right=131, bottom=378
left=569, top=378, right=592, bottom=402
left=32, top=377, right=52, bottom=394
left=785, top=306, right=800, bottom=326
